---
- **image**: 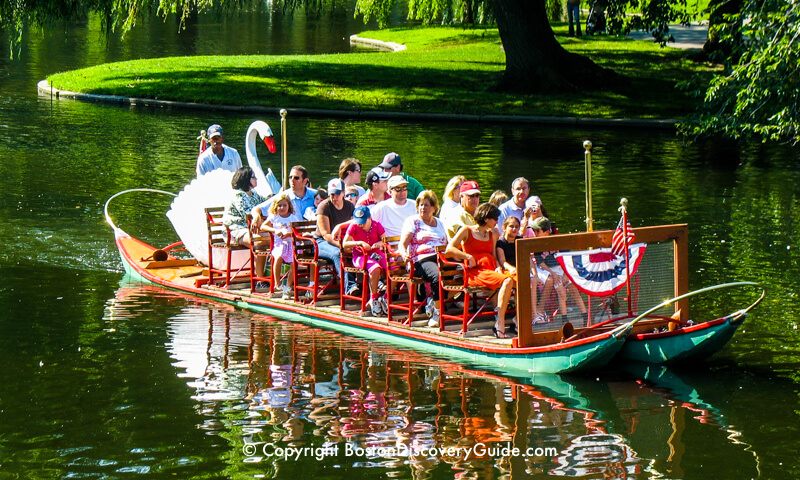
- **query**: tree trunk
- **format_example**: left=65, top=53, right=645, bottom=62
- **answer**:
left=702, top=0, right=743, bottom=61
left=492, top=0, right=621, bottom=93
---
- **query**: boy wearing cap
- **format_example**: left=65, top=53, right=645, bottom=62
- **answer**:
left=357, top=167, right=391, bottom=209
left=343, top=206, right=388, bottom=316
left=441, top=180, right=481, bottom=239
left=379, top=152, right=424, bottom=201
left=196, top=124, right=243, bottom=177
left=371, top=175, right=417, bottom=238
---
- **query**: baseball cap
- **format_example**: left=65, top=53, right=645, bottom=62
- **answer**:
left=379, top=152, right=402, bottom=169
left=388, top=175, right=409, bottom=190
left=352, top=206, right=371, bottom=225
left=207, top=124, right=223, bottom=138
left=460, top=181, right=480, bottom=196
left=366, top=167, right=391, bottom=187
left=327, top=178, right=345, bottom=195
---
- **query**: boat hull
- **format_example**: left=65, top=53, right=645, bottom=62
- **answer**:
left=618, top=316, right=744, bottom=364
left=114, top=229, right=630, bottom=374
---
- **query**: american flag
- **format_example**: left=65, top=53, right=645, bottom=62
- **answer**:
left=611, top=215, right=635, bottom=256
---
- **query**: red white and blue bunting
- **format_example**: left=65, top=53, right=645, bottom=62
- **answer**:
left=555, top=244, right=647, bottom=297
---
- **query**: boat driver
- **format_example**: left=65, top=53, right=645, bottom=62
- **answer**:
left=195, top=124, right=243, bottom=177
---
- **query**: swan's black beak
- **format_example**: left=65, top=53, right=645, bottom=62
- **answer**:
left=264, top=136, right=277, bottom=153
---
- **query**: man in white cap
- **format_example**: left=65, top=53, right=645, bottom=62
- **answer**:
left=379, top=152, right=424, bottom=201
left=370, top=175, right=417, bottom=238
left=196, top=124, right=242, bottom=177
left=441, top=180, right=481, bottom=239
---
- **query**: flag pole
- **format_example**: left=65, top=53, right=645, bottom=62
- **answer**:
left=584, top=141, right=594, bottom=233
left=619, top=198, right=633, bottom=316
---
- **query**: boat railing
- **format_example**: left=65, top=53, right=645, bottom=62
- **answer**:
left=513, top=224, right=690, bottom=348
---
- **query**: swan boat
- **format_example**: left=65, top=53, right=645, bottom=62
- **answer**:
left=104, top=121, right=763, bottom=373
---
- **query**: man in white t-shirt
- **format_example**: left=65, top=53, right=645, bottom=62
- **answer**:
left=196, top=124, right=243, bottom=177
left=371, top=176, right=417, bottom=238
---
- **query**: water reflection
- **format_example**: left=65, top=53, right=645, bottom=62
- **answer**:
left=106, top=281, right=764, bottom=479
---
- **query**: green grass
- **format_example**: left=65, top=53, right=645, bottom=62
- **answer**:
left=47, top=25, right=717, bottom=120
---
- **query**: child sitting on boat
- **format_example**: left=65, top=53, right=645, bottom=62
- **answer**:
left=342, top=206, right=388, bottom=317
left=258, top=193, right=302, bottom=299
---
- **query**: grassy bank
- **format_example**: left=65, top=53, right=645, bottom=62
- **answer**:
left=47, top=25, right=715, bottom=119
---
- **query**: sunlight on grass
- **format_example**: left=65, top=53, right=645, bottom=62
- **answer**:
left=48, top=25, right=715, bottom=119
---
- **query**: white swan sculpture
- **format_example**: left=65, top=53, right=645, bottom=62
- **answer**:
left=166, top=120, right=281, bottom=268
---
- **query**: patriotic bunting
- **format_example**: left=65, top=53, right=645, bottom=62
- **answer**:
left=555, top=244, right=647, bottom=297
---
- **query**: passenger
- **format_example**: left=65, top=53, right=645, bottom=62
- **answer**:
left=521, top=197, right=556, bottom=236
left=440, top=175, right=466, bottom=218
left=441, top=180, right=481, bottom=239
left=489, top=190, right=509, bottom=207
left=343, top=206, right=388, bottom=317
left=399, top=190, right=448, bottom=327
left=446, top=203, right=517, bottom=338
left=356, top=167, right=391, bottom=209
left=529, top=217, right=587, bottom=321
left=498, top=177, right=541, bottom=225
left=496, top=216, right=549, bottom=322
left=258, top=193, right=302, bottom=299
left=379, top=152, right=425, bottom=201
left=253, top=165, right=317, bottom=226
left=196, top=124, right=243, bottom=177
left=303, top=188, right=328, bottom=221
left=313, top=179, right=355, bottom=290
left=223, top=167, right=268, bottom=274
left=344, top=185, right=360, bottom=205
left=370, top=176, right=417, bottom=238
left=339, top=158, right=366, bottom=198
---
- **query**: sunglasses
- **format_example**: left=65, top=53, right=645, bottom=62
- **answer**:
left=392, top=186, right=408, bottom=192
left=290, top=175, right=302, bottom=180
left=345, top=193, right=358, bottom=198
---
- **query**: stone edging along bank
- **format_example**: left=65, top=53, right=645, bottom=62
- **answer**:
left=37, top=34, right=678, bottom=130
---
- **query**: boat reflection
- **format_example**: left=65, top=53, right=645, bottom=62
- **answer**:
left=108, top=281, right=761, bottom=479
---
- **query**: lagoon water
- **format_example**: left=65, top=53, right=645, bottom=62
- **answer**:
left=1, top=9, right=800, bottom=480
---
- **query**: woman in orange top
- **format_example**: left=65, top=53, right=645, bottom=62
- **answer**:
left=446, top=203, right=517, bottom=338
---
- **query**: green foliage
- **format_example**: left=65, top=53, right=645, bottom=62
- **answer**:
left=681, top=0, right=800, bottom=143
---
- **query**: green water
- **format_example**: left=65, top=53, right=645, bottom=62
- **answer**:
left=1, top=10, right=800, bottom=480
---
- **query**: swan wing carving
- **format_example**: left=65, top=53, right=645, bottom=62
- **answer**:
left=166, top=169, right=248, bottom=269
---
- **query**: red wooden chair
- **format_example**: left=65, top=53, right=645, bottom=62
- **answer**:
left=246, top=216, right=275, bottom=296
left=290, top=220, right=338, bottom=304
left=339, top=234, right=370, bottom=315
left=436, top=251, right=498, bottom=336
left=383, top=236, right=426, bottom=325
left=205, top=206, right=252, bottom=288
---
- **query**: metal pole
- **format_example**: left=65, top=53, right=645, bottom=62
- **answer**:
left=280, top=109, right=288, bottom=191
left=619, top=198, right=633, bottom=316
left=584, top=140, right=594, bottom=232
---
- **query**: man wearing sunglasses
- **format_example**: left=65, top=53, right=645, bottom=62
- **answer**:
left=370, top=176, right=417, bottom=238
left=252, top=165, right=316, bottom=228
left=441, top=180, right=481, bottom=239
